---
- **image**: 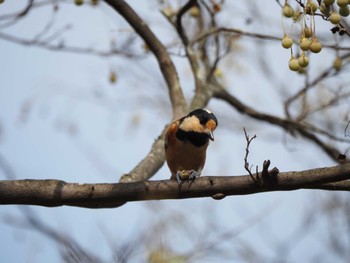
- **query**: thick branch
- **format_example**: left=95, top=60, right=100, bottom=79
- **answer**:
left=0, top=164, right=349, bottom=208
left=120, top=129, right=166, bottom=182
left=103, top=0, right=189, bottom=184
left=105, top=0, right=187, bottom=119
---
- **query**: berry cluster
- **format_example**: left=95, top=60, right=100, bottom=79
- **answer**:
left=281, top=0, right=348, bottom=72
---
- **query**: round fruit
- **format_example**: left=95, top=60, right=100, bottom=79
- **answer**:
left=298, top=54, right=309, bottom=67
left=300, top=37, right=311, bottom=51
left=283, top=4, right=294, bottom=18
left=305, top=1, right=318, bottom=14
left=339, top=6, right=350, bottom=16
left=74, top=0, right=83, bottom=5
left=309, top=39, right=322, bottom=53
left=330, top=12, right=341, bottom=24
left=336, top=0, right=349, bottom=7
left=323, top=0, right=335, bottom=4
left=320, top=3, right=331, bottom=16
left=333, top=56, right=342, bottom=71
left=289, top=57, right=300, bottom=71
left=282, top=35, right=293, bottom=49
left=303, top=27, right=313, bottom=38
left=109, top=71, right=117, bottom=83
left=189, top=6, right=200, bottom=17
left=293, top=10, right=302, bottom=21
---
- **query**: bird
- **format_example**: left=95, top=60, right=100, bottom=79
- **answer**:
left=165, top=108, right=218, bottom=183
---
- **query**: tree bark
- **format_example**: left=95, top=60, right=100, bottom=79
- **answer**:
left=0, top=163, right=349, bottom=208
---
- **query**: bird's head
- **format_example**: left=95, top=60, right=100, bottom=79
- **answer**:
left=178, top=108, right=218, bottom=141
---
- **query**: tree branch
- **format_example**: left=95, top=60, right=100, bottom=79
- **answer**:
left=105, top=0, right=187, bottom=119
left=213, top=87, right=342, bottom=162
left=1, top=164, right=349, bottom=208
left=102, top=0, right=190, bottom=184
left=0, top=32, right=141, bottom=58
left=190, top=27, right=350, bottom=50
left=120, top=129, right=166, bottom=183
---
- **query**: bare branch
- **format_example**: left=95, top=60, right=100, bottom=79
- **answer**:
left=190, top=27, right=350, bottom=50
left=190, top=27, right=282, bottom=46
left=214, top=87, right=343, bottom=162
left=0, top=31, right=141, bottom=58
left=243, top=127, right=257, bottom=182
left=105, top=0, right=187, bottom=119
left=175, top=0, right=197, bottom=46
left=0, top=163, right=350, bottom=208
left=166, top=0, right=205, bottom=95
left=120, top=129, right=166, bottom=183
left=101, top=0, right=190, bottom=185
left=345, top=121, right=350, bottom=138
left=284, top=52, right=350, bottom=116
left=0, top=0, right=34, bottom=21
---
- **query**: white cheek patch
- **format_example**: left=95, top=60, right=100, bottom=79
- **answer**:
left=179, top=116, right=202, bottom=132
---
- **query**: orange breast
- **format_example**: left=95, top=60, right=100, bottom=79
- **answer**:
left=165, top=121, right=208, bottom=178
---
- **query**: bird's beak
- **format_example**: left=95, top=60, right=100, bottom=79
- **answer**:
left=208, top=131, right=214, bottom=141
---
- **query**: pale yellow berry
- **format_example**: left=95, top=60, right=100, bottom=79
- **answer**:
left=339, top=6, right=350, bottom=16
left=189, top=6, right=200, bottom=17
left=300, top=37, right=311, bottom=51
left=305, top=1, right=318, bottom=14
left=282, top=35, right=293, bottom=49
left=74, top=0, right=83, bottom=5
left=309, top=39, right=322, bottom=53
left=333, top=56, right=342, bottom=71
left=330, top=12, right=341, bottom=24
left=283, top=4, right=294, bottom=18
left=303, top=27, right=313, bottom=38
left=293, top=9, right=302, bottom=21
left=289, top=57, right=300, bottom=71
left=337, top=0, right=349, bottom=7
left=320, top=3, right=331, bottom=16
left=298, top=54, right=309, bottom=67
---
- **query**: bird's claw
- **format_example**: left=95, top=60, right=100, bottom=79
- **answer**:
left=176, top=170, right=200, bottom=185
left=176, top=172, right=183, bottom=185
left=189, top=171, right=200, bottom=181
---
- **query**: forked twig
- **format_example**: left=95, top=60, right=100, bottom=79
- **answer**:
left=243, top=127, right=257, bottom=182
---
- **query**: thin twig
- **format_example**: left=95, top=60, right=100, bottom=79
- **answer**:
left=345, top=121, right=350, bottom=138
left=243, top=127, right=257, bottom=182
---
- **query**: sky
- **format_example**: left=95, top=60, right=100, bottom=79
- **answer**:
left=0, top=1, right=349, bottom=262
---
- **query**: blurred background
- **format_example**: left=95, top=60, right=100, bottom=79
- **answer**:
left=0, top=0, right=350, bottom=262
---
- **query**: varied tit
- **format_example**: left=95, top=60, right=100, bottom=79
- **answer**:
left=165, top=108, right=218, bottom=183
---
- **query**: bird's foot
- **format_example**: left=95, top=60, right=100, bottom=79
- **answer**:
left=175, top=171, right=184, bottom=185
left=188, top=170, right=201, bottom=182
left=175, top=170, right=200, bottom=185
left=176, top=170, right=201, bottom=185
